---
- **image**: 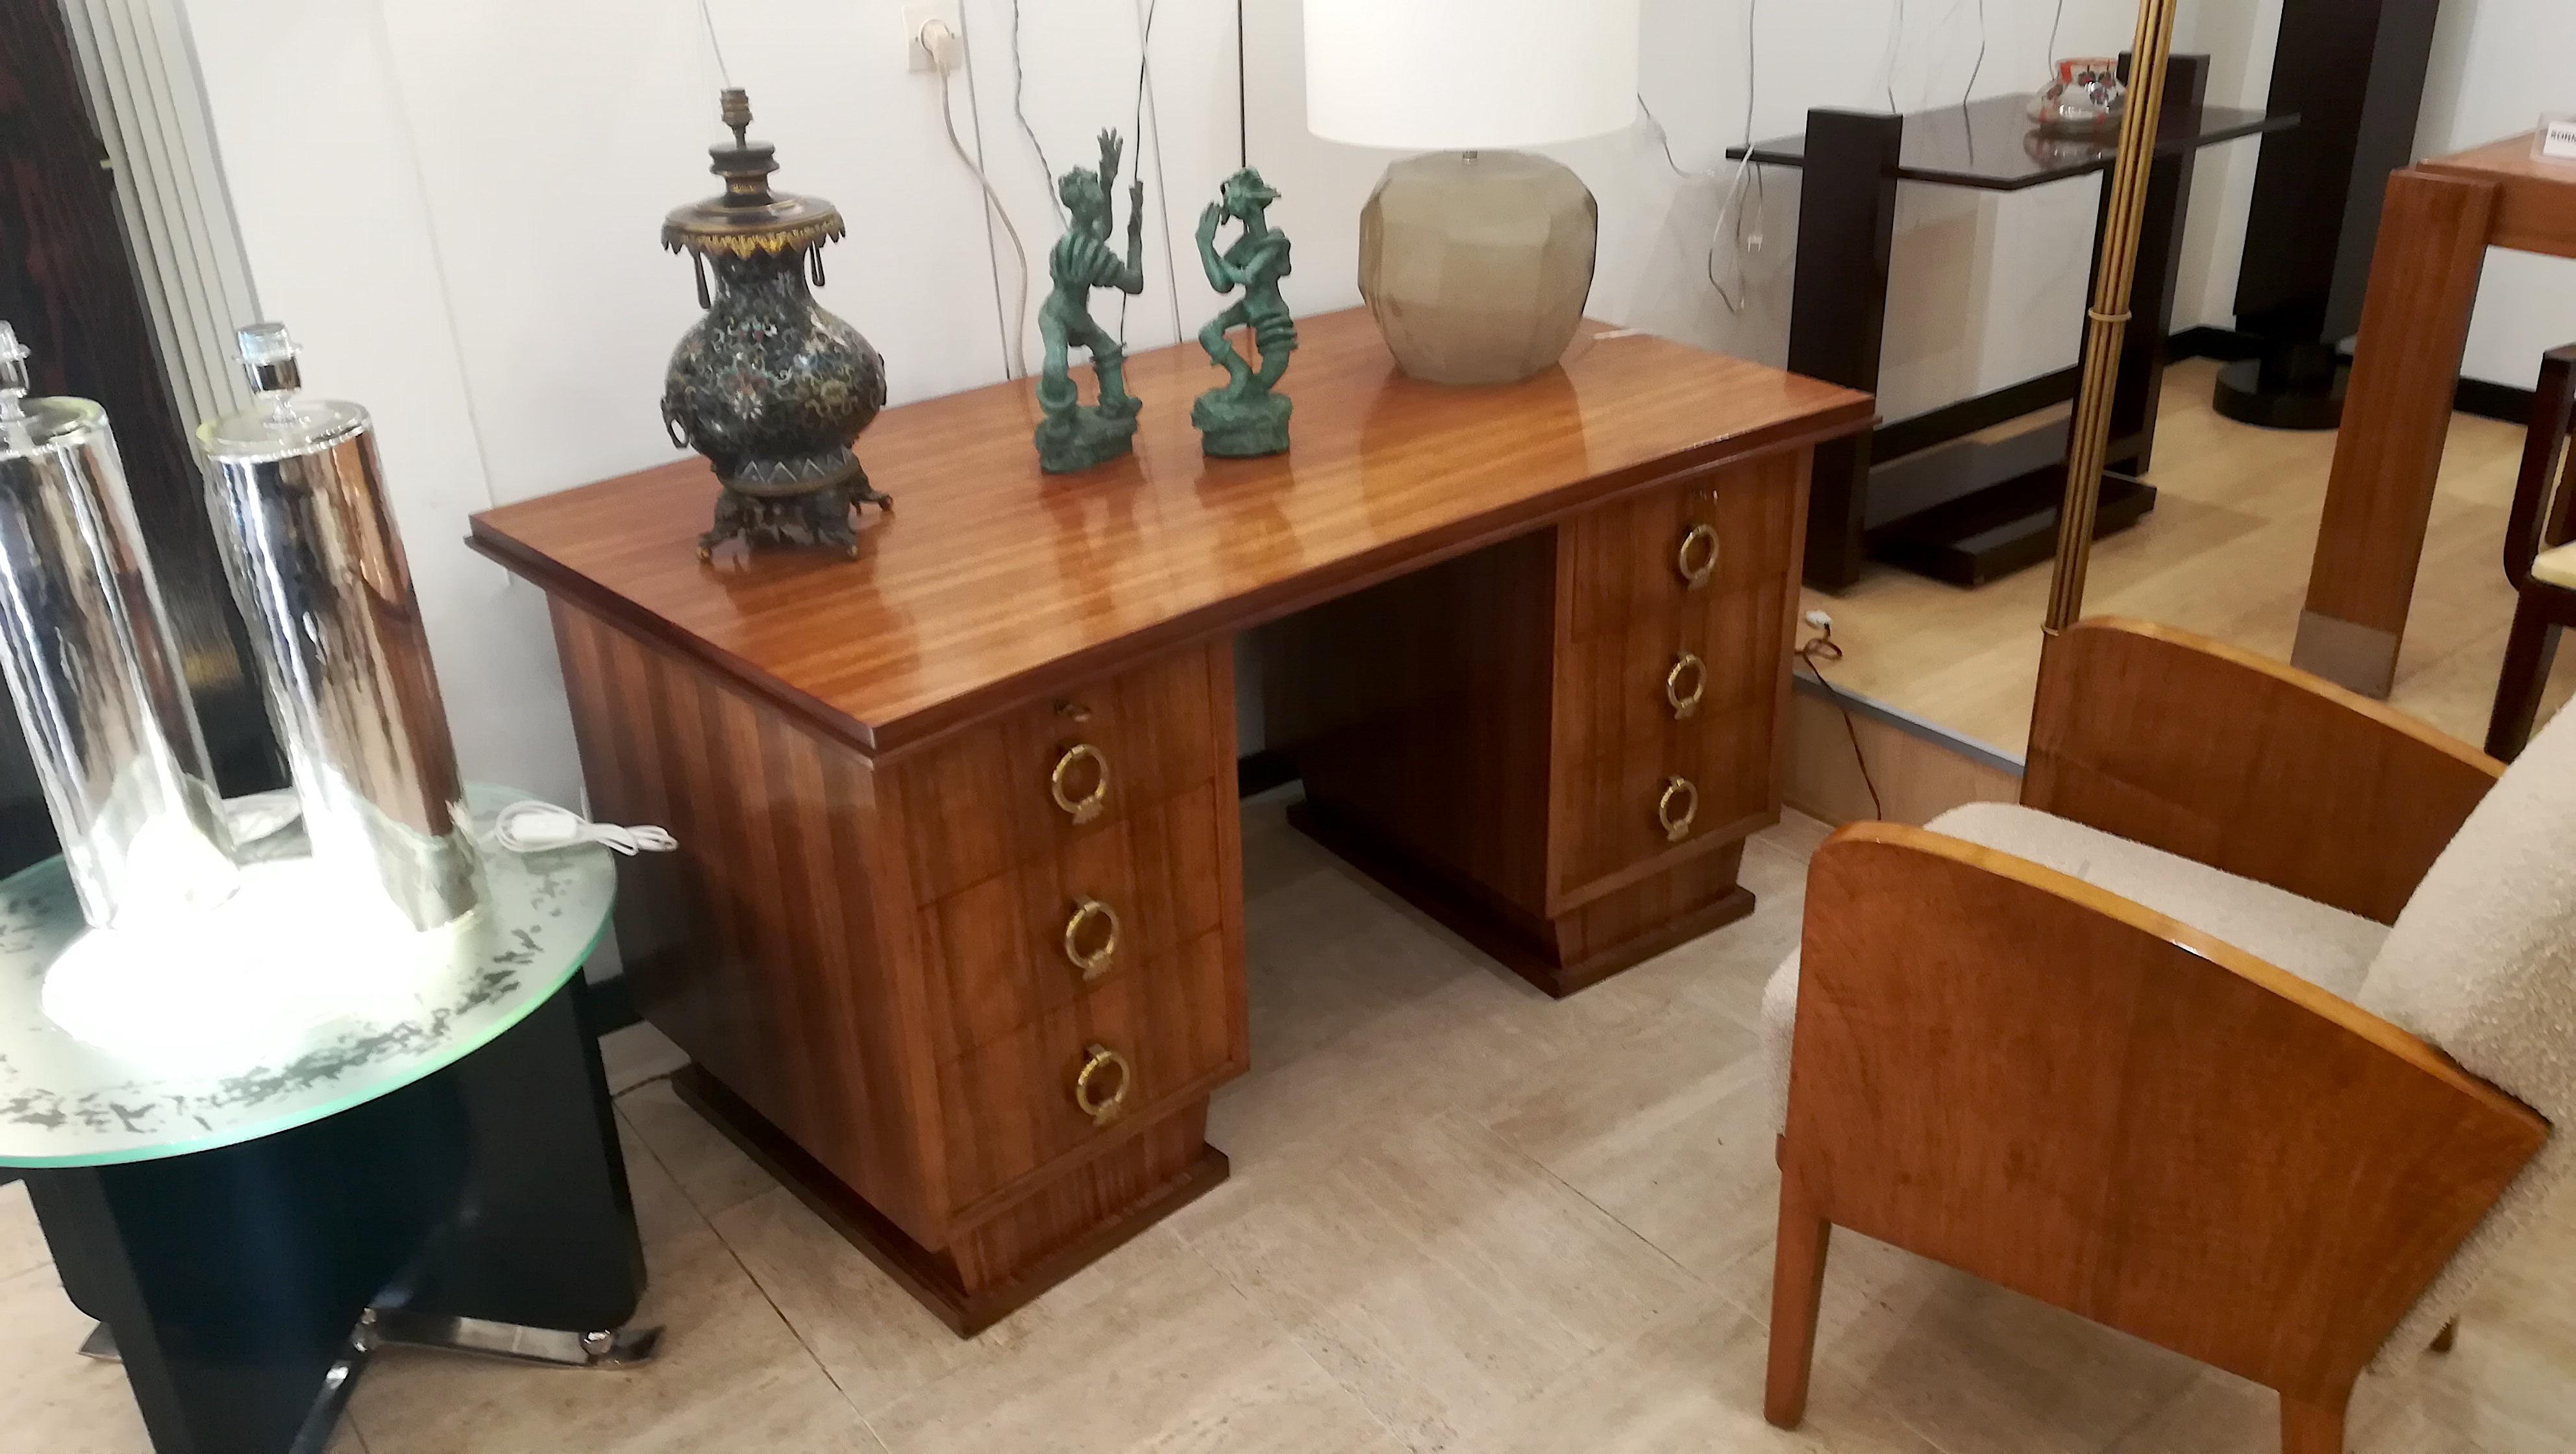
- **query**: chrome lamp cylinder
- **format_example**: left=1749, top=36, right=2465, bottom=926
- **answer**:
left=0, top=323, right=236, bottom=928
left=198, top=323, right=478, bottom=931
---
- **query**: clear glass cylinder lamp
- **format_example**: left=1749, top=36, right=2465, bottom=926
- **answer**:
left=198, top=323, right=479, bottom=931
left=0, top=323, right=236, bottom=928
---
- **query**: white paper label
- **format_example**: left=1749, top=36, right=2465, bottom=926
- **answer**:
left=2541, top=115, right=2576, bottom=160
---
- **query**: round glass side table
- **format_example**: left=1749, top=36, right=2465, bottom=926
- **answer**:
left=2, top=786, right=657, bottom=1454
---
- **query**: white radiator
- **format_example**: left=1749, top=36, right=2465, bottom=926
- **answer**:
left=58, top=0, right=259, bottom=432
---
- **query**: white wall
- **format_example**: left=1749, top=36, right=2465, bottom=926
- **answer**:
left=2172, top=0, right=2576, bottom=389
left=177, top=0, right=2163, bottom=816
left=2417, top=0, right=2576, bottom=388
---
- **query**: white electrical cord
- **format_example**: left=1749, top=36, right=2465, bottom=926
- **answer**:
left=488, top=801, right=678, bottom=857
left=924, top=19, right=1034, bottom=379
left=1637, top=0, right=1768, bottom=315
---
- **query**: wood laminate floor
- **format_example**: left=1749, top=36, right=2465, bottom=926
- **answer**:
left=1805, top=357, right=2576, bottom=757
left=7, top=792, right=2568, bottom=1453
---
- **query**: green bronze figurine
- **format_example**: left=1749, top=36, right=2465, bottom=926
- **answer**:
left=1035, top=130, right=1148, bottom=474
left=1191, top=168, right=1296, bottom=458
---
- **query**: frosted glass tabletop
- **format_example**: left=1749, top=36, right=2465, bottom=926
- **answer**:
left=0, top=785, right=615, bottom=1169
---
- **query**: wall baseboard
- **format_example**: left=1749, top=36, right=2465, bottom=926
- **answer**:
left=2169, top=325, right=2536, bottom=425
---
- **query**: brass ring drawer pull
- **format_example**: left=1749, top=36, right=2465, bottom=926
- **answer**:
left=1676, top=523, right=1720, bottom=589
left=1665, top=651, right=1707, bottom=720
left=1657, top=775, right=1700, bottom=843
left=1062, top=896, right=1121, bottom=981
left=1073, top=1043, right=1132, bottom=1127
left=1050, top=743, right=1109, bottom=824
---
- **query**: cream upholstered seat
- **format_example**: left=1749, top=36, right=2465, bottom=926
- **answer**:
left=2531, top=541, right=2576, bottom=591
left=1762, top=700, right=2576, bottom=1372
left=1760, top=803, right=2391, bottom=1126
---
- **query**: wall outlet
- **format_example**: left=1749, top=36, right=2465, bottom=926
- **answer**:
left=905, top=3, right=963, bottom=72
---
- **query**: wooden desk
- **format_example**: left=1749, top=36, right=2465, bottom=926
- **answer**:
left=470, top=310, right=1869, bottom=1333
left=2294, top=134, right=2576, bottom=696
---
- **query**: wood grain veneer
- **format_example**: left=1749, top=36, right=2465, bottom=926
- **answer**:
left=1259, top=449, right=1804, bottom=995
left=2026, top=618, right=2501, bottom=923
left=473, top=309, right=1869, bottom=756
left=1772, top=821, right=2547, bottom=1451
left=2296, top=167, right=2497, bottom=695
left=495, top=313, right=1863, bottom=1327
left=2294, top=134, right=2576, bottom=698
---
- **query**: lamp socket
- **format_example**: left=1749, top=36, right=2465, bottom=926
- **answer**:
left=906, top=4, right=963, bottom=72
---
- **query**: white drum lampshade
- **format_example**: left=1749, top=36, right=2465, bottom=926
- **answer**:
left=1304, top=0, right=1641, bottom=384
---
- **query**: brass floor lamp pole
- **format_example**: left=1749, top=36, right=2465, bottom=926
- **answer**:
left=2043, top=0, right=2185, bottom=633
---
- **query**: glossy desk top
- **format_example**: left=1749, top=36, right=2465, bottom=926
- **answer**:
left=471, top=308, right=1871, bottom=756
left=0, top=787, right=615, bottom=1168
left=1726, top=94, right=2288, bottom=191
left=2421, top=132, right=2570, bottom=186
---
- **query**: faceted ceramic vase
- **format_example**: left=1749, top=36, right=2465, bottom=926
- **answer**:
left=1358, top=151, right=1598, bottom=386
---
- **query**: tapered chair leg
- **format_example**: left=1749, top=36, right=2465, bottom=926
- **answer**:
left=2431, top=1318, right=2458, bottom=1353
left=1764, top=1164, right=1832, bottom=1429
left=2485, top=602, right=2562, bottom=761
left=2280, top=1386, right=2351, bottom=1454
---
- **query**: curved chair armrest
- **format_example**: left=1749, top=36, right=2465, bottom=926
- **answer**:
left=1785, top=823, right=2546, bottom=1405
left=2024, top=617, right=2502, bottom=922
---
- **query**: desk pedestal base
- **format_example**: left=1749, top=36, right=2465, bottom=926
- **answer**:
left=1291, top=800, right=1758, bottom=998
left=673, top=1066, right=1228, bottom=1337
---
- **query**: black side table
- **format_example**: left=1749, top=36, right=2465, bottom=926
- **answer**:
left=1730, top=56, right=2296, bottom=588
left=0, top=787, right=655, bottom=1454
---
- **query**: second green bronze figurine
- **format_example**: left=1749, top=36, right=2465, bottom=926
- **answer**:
left=1191, top=169, right=1296, bottom=458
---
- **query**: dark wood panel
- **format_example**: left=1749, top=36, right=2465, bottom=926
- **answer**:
left=919, top=781, right=1228, bottom=1063
left=1259, top=527, right=1561, bottom=918
left=550, top=603, right=952, bottom=1246
left=938, top=930, right=1243, bottom=1214
left=470, top=310, right=1872, bottom=754
left=893, top=645, right=1225, bottom=903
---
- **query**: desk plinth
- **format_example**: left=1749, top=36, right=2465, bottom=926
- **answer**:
left=472, top=310, right=1870, bottom=1331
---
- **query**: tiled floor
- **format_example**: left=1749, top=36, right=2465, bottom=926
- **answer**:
left=8, top=796, right=2573, bottom=1453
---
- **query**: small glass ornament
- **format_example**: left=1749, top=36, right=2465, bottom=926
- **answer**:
left=2027, top=57, right=2127, bottom=136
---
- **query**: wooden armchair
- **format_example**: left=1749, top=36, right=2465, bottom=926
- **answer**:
left=1760, top=618, right=2575, bottom=1454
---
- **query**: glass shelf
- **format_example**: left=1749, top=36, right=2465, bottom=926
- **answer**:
left=0, top=785, right=616, bottom=1169
left=1724, top=93, right=2291, bottom=191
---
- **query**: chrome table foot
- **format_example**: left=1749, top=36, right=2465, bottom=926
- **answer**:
left=77, top=1322, right=116, bottom=1361
left=365, top=1308, right=663, bottom=1368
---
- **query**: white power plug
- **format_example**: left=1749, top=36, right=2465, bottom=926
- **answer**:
left=908, top=5, right=963, bottom=72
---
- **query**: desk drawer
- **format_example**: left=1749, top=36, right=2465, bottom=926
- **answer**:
left=1563, top=453, right=1803, bottom=641
left=920, top=781, right=1229, bottom=1062
left=1554, top=700, right=1774, bottom=899
left=897, top=644, right=1226, bottom=904
left=939, top=930, right=1239, bottom=1211
left=1557, top=584, right=1785, bottom=767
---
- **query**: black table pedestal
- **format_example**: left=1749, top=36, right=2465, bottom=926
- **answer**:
left=27, top=981, right=650, bottom=1454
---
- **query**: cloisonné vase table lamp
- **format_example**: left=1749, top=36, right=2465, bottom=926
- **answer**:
left=1303, top=0, right=1641, bottom=385
left=663, top=87, right=891, bottom=557
left=0, top=323, right=236, bottom=931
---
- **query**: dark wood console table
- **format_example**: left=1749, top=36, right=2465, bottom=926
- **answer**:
left=1732, top=57, right=2293, bottom=588
left=469, top=310, right=1868, bottom=1334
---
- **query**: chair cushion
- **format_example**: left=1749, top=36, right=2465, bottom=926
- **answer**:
left=2357, top=702, right=2576, bottom=1367
left=2533, top=542, right=2576, bottom=591
left=1761, top=802, right=2390, bottom=1137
